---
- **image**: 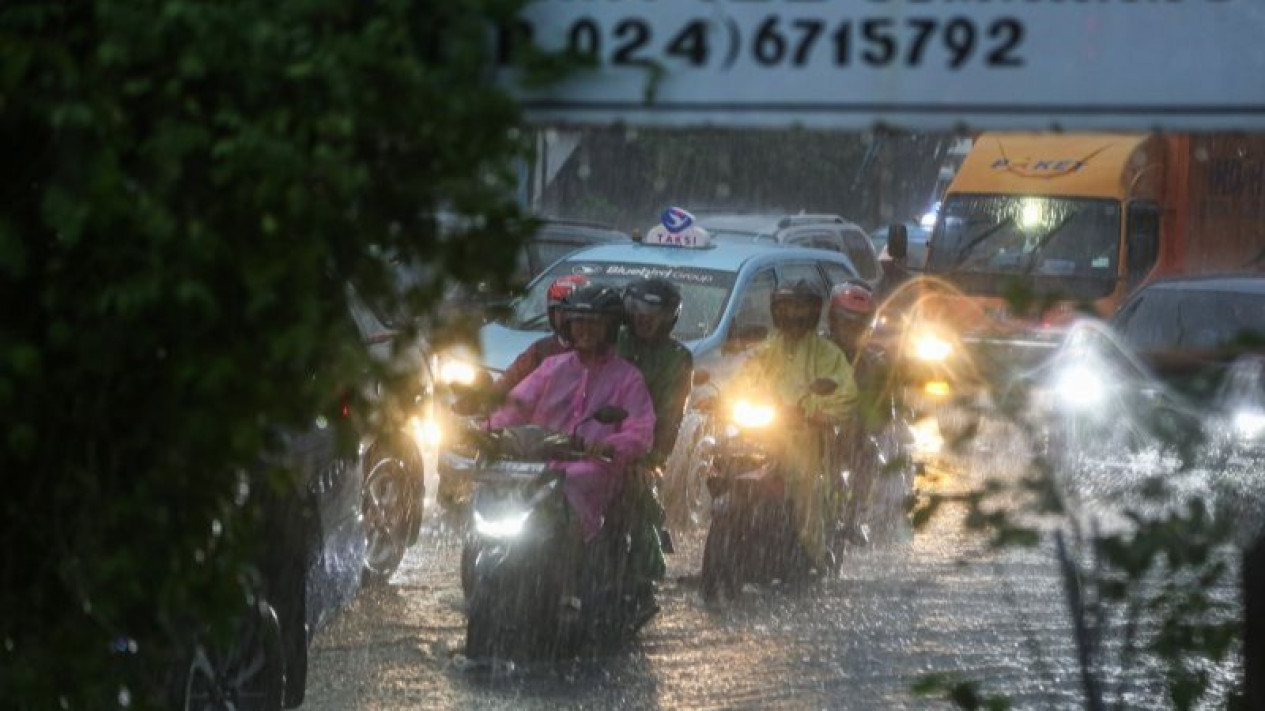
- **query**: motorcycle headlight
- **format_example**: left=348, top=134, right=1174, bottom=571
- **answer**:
left=731, top=399, right=776, bottom=429
left=408, top=415, right=442, bottom=448
left=474, top=510, right=530, bottom=539
left=1234, top=410, right=1265, bottom=440
left=1053, top=364, right=1107, bottom=411
left=912, top=332, right=953, bottom=362
left=437, top=358, right=479, bottom=386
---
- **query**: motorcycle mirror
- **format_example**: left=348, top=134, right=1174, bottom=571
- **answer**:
left=593, top=405, right=628, bottom=425
left=808, top=378, right=839, bottom=396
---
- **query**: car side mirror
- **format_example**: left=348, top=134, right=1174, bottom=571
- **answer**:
left=887, top=224, right=908, bottom=260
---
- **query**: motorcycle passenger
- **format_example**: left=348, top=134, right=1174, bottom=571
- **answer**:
left=827, top=281, right=889, bottom=543
left=495, top=274, right=590, bottom=395
left=733, top=279, right=858, bottom=573
left=618, top=278, right=694, bottom=466
left=827, top=281, right=877, bottom=363
left=616, top=277, right=693, bottom=578
left=491, top=284, right=656, bottom=569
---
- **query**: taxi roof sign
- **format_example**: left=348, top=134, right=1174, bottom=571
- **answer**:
left=643, top=223, right=711, bottom=248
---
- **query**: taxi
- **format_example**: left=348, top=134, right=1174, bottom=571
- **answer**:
left=433, top=209, right=865, bottom=515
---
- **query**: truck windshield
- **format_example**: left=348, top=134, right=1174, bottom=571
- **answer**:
left=926, top=195, right=1122, bottom=299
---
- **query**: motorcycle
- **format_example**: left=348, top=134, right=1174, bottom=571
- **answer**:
left=697, top=378, right=844, bottom=602
left=443, top=404, right=659, bottom=661
left=358, top=377, right=435, bottom=585
left=838, top=354, right=920, bottom=547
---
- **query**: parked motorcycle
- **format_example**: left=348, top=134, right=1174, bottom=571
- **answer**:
left=443, top=405, right=658, bottom=661
left=698, top=378, right=843, bottom=601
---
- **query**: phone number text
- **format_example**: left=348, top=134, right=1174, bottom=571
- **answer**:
left=499, top=15, right=1026, bottom=71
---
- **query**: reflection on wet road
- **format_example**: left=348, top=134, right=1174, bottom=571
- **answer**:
left=304, top=459, right=1100, bottom=710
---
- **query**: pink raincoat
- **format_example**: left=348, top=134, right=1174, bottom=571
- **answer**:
left=490, top=349, right=655, bottom=539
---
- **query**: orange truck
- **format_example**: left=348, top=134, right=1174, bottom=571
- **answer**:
left=893, top=132, right=1265, bottom=401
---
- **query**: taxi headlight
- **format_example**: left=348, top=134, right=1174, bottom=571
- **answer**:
left=912, top=332, right=953, bottom=362
left=731, top=399, right=776, bottom=429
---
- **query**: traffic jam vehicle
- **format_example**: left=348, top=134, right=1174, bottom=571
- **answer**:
left=433, top=211, right=867, bottom=523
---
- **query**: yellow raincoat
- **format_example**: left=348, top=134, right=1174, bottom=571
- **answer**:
left=733, top=332, right=858, bottom=566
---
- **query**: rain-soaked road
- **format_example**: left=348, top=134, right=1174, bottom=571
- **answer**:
left=301, top=431, right=1115, bottom=711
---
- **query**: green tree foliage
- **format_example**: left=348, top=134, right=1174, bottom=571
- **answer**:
left=0, top=0, right=542, bottom=706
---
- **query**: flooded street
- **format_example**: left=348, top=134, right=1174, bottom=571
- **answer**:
left=303, top=455, right=1101, bottom=710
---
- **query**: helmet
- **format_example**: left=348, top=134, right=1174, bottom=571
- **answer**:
left=545, top=274, right=590, bottom=336
left=623, top=278, right=683, bottom=339
left=548, top=274, right=591, bottom=307
left=770, top=279, right=824, bottom=335
left=559, top=284, right=624, bottom=346
left=828, top=282, right=876, bottom=323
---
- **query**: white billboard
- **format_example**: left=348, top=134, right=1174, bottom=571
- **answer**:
left=497, top=0, right=1265, bottom=130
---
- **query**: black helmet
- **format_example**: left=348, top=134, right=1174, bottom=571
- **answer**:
left=559, top=284, right=624, bottom=345
left=624, top=277, right=683, bottom=339
left=770, top=278, right=824, bottom=335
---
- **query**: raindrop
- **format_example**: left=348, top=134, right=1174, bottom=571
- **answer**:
left=194, top=549, right=205, bottom=563
left=234, top=474, right=250, bottom=506
left=59, top=696, right=69, bottom=709
left=3, top=638, right=12, bottom=651
left=211, top=519, right=222, bottom=537
left=577, top=161, right=592, bottom=181
left=315, top=416, right=329, bottom=430
left=653, top=176, right=667, bottom=193
left=715, top=182, right=731, bottom=199
left=118, top=686, right=131, bottom=707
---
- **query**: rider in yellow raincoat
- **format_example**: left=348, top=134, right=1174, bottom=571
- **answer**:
left=733, top=279, right=858, bottom=570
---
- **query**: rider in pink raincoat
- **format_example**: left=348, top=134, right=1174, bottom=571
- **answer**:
left=490, top=284, right=656, bottom=540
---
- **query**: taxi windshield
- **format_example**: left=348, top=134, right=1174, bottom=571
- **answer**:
left=507, top=261, right=737, bottom=341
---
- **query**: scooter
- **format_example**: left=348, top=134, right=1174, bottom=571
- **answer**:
left=443, top=405, right=658, bottom=661
left=698, top=379, right=843, bottom=602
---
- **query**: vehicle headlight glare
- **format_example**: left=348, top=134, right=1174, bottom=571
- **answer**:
left=1055, top=365, right=1106, bottom=410
left=438, top=359, right=478, bottom=386
left=409, top=416, right=442, bottom=448
left=913, top=333, right=953, bottom=362
left=731, top=399, right=776, bottom=429
left=1233, top=410, right=1265, bottom=439
left=474, top=510, right=530, bottom=539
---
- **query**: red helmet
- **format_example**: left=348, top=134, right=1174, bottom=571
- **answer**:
left=829, top=282, right=876, bottom=322
left=547, top=274, right=591, bottom=306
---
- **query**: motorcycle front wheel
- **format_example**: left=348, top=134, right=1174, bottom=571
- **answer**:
left=362, top=457, right=413, bottom=585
